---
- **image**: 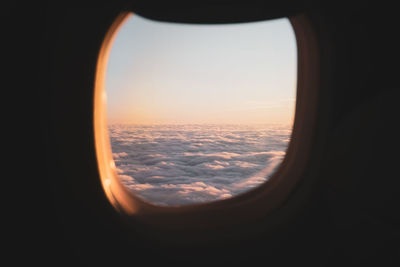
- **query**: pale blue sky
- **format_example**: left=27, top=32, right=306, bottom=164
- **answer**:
left=106, top=14, right=297, bottom=124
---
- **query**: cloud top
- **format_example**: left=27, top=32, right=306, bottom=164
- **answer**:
left=109, top=124, right=291, bottom=206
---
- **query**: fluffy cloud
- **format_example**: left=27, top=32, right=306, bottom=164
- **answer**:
left=109, top=124, right=290, bottom=206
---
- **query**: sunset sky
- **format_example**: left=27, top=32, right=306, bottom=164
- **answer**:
left=105, top=14, right=297, bottom=125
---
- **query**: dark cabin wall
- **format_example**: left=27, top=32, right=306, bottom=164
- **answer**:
left=316, top=3, right=400, bottom=265
left=40, top=1, right=399, bottom=266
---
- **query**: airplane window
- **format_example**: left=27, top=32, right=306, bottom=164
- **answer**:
left=105, top=14, right=297, bottom=206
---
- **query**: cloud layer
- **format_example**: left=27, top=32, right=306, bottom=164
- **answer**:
left=109, top=124, right=291, bottom=206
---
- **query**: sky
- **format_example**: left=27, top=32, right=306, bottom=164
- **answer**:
left=105, top=14, right=297, bottom=125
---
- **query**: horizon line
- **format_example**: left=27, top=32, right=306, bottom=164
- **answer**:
left=107, top=121, right=293, bottom=126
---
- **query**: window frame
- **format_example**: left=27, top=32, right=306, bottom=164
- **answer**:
left=94, top=11, right=320, bottom=244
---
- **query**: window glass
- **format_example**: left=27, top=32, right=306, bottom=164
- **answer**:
left=106, top=15, right=297, bottom=206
